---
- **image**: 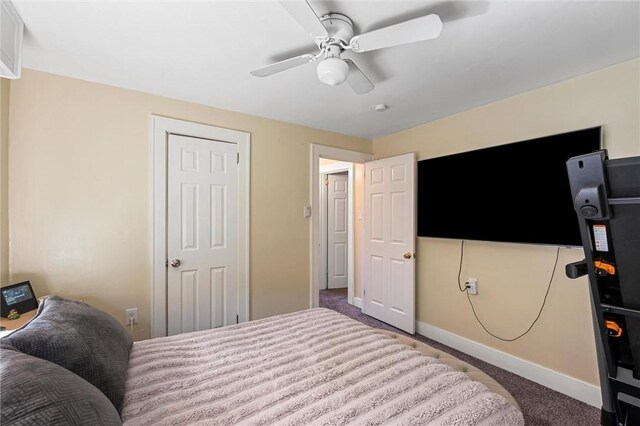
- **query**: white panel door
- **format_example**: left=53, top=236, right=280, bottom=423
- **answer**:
left=328, top=173, right=348, bottom=289
left=363, top=153, right=416, bottom=334
left=167, top=134, right=238, bottom=335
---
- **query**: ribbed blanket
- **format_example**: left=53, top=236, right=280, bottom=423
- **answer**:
left=122, top=309, right=524, bottom=425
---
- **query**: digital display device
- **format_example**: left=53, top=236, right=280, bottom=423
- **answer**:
left=417, top=127, right=602, bottom=246
left=1, top=281, right=38, bottom=316
left=3, top=284, right=33, bottom=305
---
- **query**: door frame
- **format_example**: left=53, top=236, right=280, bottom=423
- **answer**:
left=320, top=165, right=353, bottom=293
left=310, top=144, right=372, bottom=309
left=150, top=115, right=250, bottom=338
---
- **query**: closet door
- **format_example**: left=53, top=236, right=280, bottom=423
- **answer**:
left=166, top=134, right=238, bottom=335
left=328, top=173, right=348, bottom=289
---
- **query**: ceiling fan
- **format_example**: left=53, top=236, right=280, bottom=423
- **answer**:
left=250, top=0, right=443, bottom=94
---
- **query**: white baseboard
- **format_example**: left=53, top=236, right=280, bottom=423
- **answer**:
left=352, top=297, right=362, bottom=308
left=416, top=321, right=602, bottom=408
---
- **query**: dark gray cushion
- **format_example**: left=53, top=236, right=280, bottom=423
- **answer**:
left=2, top=296, right=132, bottom=414
left=0, top=344, right=121, bottom=425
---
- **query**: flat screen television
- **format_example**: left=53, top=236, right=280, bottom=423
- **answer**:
left=417, top=127, right=602, bottom=246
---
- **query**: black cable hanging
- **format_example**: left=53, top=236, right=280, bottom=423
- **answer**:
left=457, top=240, right=560, bottom=342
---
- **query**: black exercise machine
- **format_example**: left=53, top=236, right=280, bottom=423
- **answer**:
left=566, top=150, right=640, bottom=425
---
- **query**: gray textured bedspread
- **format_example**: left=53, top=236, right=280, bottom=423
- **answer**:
left=122, top=308, right=524, bottom=425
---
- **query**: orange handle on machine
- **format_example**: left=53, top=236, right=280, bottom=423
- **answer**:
left=606, top=320, right=623, bottom=338
left=595, top=260, right=616, bottom=276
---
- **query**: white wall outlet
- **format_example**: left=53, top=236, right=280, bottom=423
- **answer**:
left=126, top=308, right=138, bottom=324
left=303, top=205, right=311, bottom=218
left=467, top=278, right=478, bottom=295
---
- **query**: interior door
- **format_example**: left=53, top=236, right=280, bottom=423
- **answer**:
left=167, top=134, right=238, bottom=336
left=363, top=153, right=416, bottom=334
left=328, top=173, right=348, bottom=289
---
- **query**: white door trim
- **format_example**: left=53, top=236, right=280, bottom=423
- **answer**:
left=150, top=115, right=250, bottom=338
left=310, top=145, right=372, bottom=309
left=320, top=165, right=353, bottom=296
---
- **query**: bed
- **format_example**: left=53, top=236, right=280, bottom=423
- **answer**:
left=1, top=296, right=524, bottom=425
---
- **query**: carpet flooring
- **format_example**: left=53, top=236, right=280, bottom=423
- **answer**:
left=320, top=288, right=600, bottom=426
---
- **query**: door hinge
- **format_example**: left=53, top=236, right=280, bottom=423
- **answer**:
left=237, top=153, right=239, bottom=164
left=324, top=178, right=329, bottom=186
left=165, top=260, right=168, bottom=268
left=236, top=314, right=239, bottom=324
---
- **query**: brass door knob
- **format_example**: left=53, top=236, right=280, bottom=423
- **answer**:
left=403, top=252, right=412, bottom=259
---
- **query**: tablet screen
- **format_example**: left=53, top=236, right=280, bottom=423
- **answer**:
left=2, top=284, right=34, bottom=306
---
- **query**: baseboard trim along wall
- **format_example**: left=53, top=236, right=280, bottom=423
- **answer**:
left=353, top=297, right=362, bottom=308
left=416, top=320, right=602, bottom=408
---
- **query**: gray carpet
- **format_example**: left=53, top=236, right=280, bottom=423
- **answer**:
left=320, top=288, right=600, bottom=426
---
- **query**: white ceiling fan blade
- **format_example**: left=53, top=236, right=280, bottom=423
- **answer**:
left=344, top=59, right=374, bottom=94
left=278, top=0, right=328, bottom=40
left=350, top=14, right=443, bottom=53
left=250, top=54, right=316, bottom=77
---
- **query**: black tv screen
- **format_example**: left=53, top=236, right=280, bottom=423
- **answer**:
left=417, top=127, right=601, bottom=246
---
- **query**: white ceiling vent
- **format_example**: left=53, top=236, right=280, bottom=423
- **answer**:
left=0, top=0, right=24, bottom=79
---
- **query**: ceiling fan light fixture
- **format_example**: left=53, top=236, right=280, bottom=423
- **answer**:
left=316, top=57, right=349, bottom=86
left=251, top=3, right=443, bottom=95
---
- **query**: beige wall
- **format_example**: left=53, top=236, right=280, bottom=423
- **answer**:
left=0, top=79, right=9, bottom=285
left=374, top=59, right=640, bottom=385
left=8, top=69, right=371, bottom=340
left=319, top=158, right=348, bottom=167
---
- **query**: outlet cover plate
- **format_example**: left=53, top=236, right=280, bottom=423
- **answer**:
left=125, top=308, right=138, bottom=324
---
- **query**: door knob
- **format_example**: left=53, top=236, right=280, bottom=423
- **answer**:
left=403, top=252, right=412, bottom=259
left=170, top=259, right=181, bottom=268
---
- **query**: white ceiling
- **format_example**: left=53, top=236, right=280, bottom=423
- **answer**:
left=13, top=1, right=640, bottom=139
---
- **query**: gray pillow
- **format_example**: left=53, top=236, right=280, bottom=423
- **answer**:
left=2, top=296, right=133, bottom=414
left=0, top=344, right=121, bottom=425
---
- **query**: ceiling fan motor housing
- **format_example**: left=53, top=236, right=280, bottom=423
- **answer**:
left=315, top=14, right=354, bottom=86
left=318, top=13, right=354, bottom=47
